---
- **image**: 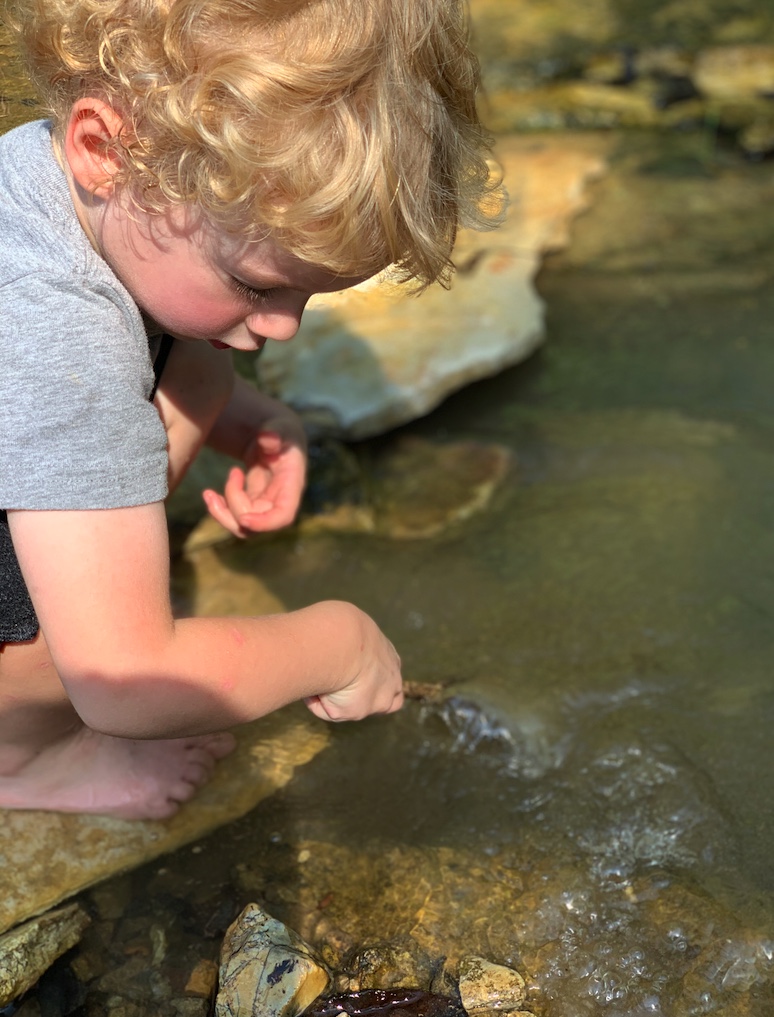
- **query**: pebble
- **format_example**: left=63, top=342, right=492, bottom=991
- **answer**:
left=215, top=904, right=329, bottom=1017
left=184, top=958, right=218, bottom=999
left=458, top=956, right=526, bottom=1015
left=694, top=45, right=774, bottom=99
left=171, top=1000, right=209, bottom=1017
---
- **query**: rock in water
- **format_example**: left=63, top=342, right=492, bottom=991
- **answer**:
left=215, top=904, right=330, bottom=1017
left=0, top=902, right=90, bottom=1006
left=255, top=138, right=605, bottom=440
left=458, top=956, right=526, bottom=1015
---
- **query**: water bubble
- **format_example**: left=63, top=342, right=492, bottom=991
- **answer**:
left=759, top=940, right=774, bottom=963
left=640, top=995, right=663, bottom=1013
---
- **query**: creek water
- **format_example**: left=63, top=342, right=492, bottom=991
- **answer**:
left=154, top=129, right=774, bottom=1017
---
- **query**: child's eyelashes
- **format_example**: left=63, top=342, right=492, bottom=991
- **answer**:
left=230, top=278, right=277, bottom=306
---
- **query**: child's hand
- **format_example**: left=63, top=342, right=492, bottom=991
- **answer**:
left=203, top=418, right=307, bottom=537
left=304, top=612, right=404, bottom=722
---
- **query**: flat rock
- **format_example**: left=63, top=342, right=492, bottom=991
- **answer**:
left=255, top=138, right=605, bottom=440
left=0, top=708, right=328, bottom=936
left=215, top=904, right=329, bottom=1017
left=0, top=902, right=90, bottom=1006
left=300, top=436, right=513, bottom=540
left=369, top=438, right=512, bottom=539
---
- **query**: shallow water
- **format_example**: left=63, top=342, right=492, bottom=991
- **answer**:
left=148, top=130, right=774, bottom=1016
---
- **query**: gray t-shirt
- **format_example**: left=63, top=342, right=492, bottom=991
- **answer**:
left=0, top=120, right=169, bottom=511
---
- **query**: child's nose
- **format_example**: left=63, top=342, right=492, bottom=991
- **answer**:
left=245, top=296, right=309, bottom=343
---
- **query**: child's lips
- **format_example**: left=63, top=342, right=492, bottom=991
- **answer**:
left=207, top=337, right=267, bottom=352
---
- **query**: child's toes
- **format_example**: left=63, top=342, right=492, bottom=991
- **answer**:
left=181, top=755, right=214, bottom=786
left=202, top=732, right=236, bottom=759
left=144, top=796, right=183, bottom=821
left=167, top=778, right=199, bottom=804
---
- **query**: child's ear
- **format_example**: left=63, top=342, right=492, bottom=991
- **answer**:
left=63, top=98, right=126, bottom=199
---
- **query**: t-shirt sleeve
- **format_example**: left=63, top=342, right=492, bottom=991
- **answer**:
left=0, top=272, right=170, bottom=510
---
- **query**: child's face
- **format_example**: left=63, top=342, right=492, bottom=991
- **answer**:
left=95, top=199, right=371, bottom=351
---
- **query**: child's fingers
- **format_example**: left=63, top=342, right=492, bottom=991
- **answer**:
left=304, top=695, right=346, bottom=723
left=223, top=466, right=254, bottom=516
left=224, top=466, right=277, bottom=526
left=202, top=489, right=245, bottom=538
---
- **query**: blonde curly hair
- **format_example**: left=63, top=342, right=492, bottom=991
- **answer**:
left=7, top=0, right=504, bottom=286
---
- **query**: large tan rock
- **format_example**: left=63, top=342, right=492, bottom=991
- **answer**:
left=256, top=137, right=606, bottom=440
left=0, top=708, right=328, bottom=937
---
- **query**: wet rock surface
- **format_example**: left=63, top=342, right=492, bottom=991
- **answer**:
left=9, top=692, right=771, bottom=1016
left=0, top=710, right=329, bottom=935
left=215, top=904, right=329, bottom=1017
left=0, top=904, right=90, bottom=1006
left=468, top=0, right=774, bottom=149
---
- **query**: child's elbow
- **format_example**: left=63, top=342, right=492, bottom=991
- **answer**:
left=60, top=664, right=164, bottom=739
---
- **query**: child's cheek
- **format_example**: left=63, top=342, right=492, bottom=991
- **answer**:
left=151, top=291, right=238, bottom=339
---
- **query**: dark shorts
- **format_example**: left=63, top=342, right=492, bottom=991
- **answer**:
left=0, top=335, right=175, bottom=644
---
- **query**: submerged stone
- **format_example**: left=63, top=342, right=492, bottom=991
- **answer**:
left=370, top=438, right=512, bottom=540
left=0, top=903, right=90, bottom=1006
left=457, top=957, right=526, bottom=1015
left=215, top=904, right=330, bottom=1017
left=299, top=436, right=513, bottom=541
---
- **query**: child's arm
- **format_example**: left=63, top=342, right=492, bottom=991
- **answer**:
left=8, top=503, right=402, bottom=739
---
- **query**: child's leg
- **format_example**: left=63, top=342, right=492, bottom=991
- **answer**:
left=0, top=342, right=238, bottom=818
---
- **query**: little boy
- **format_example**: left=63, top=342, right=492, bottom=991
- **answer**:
left=0, top=0, right=502, bottom=819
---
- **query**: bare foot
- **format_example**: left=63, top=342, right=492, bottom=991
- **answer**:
left=0, top=726, right=236, bottom=820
